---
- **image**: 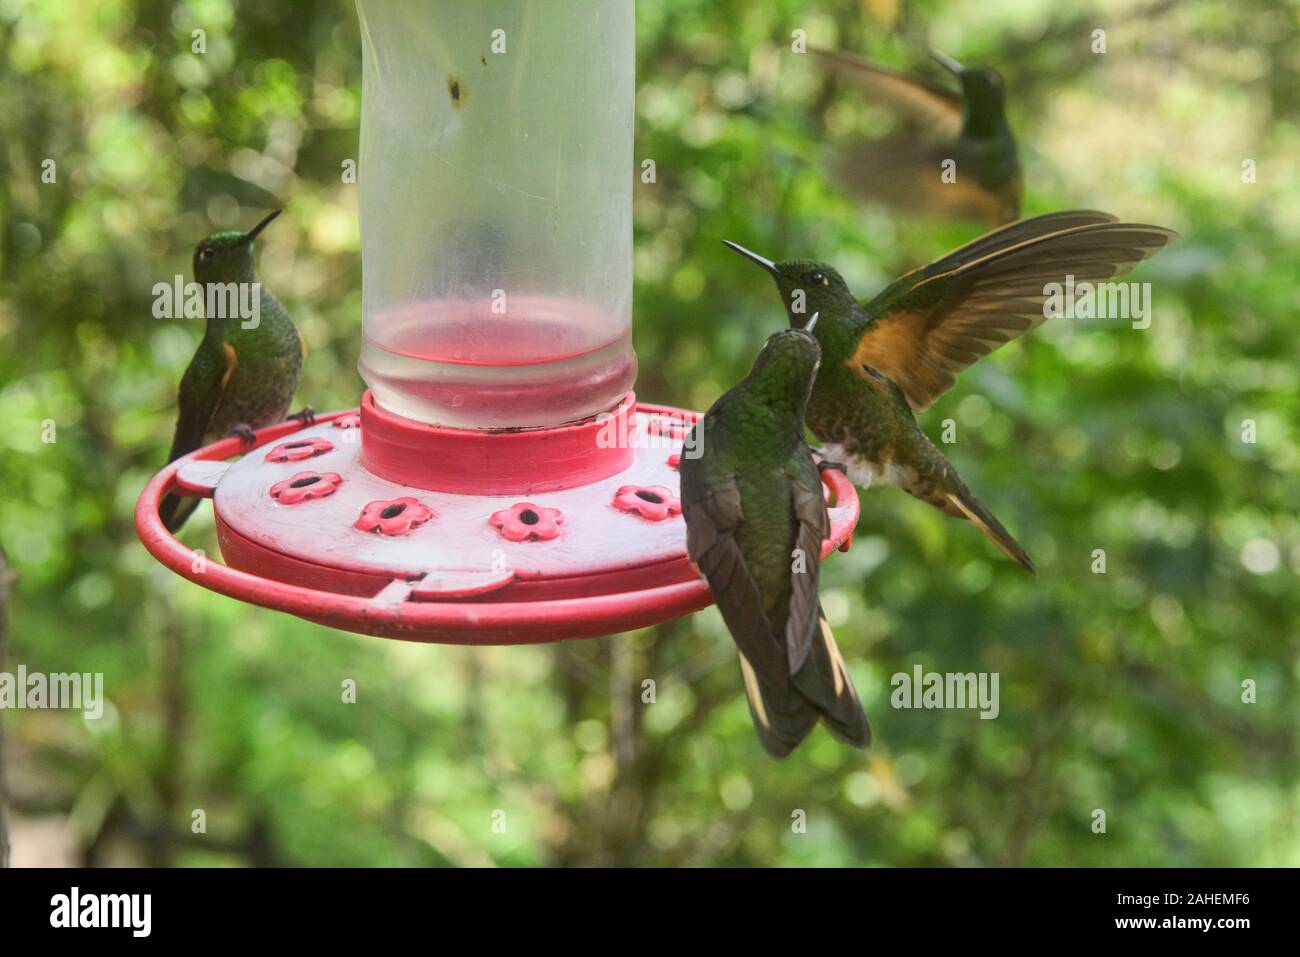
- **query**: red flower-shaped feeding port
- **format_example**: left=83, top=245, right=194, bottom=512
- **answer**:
left=332, top=414, right=361, bottom=429
left=489, top=503, right=564, bottom=542
left=265, top=436, right=334, bottom=463
left=269, top=471, right=343, bottom=505
left=612, top=485, right=681, bottom=522
left=354, top=497, right=433, bottom=536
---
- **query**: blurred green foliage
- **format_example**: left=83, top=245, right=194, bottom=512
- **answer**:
left=1, top=0, right=1297, bottom=866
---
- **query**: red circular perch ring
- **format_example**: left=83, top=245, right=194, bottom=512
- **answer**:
left=135, top=402, right=860, bottom=645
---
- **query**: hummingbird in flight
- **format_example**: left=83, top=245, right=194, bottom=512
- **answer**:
left=681, top=315, right=871, bottom=757
left=725, top=210, right=1179, bottom=573
left=160, top=210, right=308, bottom=532
left=810, top=46, right=1021, bottom=225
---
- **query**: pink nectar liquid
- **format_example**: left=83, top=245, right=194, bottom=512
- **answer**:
left=359, top=295, right=636, bottom=429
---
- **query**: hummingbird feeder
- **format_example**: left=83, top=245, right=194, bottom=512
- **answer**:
left=136, top=0, right=860, bottom=644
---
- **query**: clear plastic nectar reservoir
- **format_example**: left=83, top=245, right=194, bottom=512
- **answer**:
left=356, top=0, right=636, bottom=428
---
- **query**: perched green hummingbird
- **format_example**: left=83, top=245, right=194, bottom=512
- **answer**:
left=681, top=315, right=871, bottom=757
left=810, top=46, right=1021, bottom=225
left=725, top=210, right=1179, bottom=573
left=160, top=210, right=308, bottom=532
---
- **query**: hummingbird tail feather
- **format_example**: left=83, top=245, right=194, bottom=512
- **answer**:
left=737, top=652, right=819, bottom=758
left=159, top=492, right=200, bottom=534
left=945, top=490, right=1037, bottom=575
left=790, top=612, right=871, bottom=749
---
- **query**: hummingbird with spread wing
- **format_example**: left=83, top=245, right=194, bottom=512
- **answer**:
left=726, top=210, right=1179, bottom=573
left=810, top=46, right=1021, bottom=225
left=681, top=316, right=871, bottom=757
left=159, top=210, right=308, bottom=532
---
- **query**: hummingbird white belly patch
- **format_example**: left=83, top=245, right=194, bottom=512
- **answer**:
left=821, top=443, right=906, bottom=490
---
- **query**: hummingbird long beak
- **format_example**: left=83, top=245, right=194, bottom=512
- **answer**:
left=929, top=48, right=965, bottom=75
left=804, top=312, right=820, bottom=334
left=722, top=240, right=779, bottom=276
left=241, top=209, right=282, bottom=246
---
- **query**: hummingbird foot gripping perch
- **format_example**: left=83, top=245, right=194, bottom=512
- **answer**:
left=226, top=424, right=258, bottom=447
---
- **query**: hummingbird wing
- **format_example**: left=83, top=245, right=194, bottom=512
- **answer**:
left=790, top=609, right=871, bottom=749
left=829, top=137, right=1022, bottom=226
left=809, top=46, right=963, bottom=139
left=851, top=218, right=1179, bottom=411
left=681, top=468, right=816, bottom=756
left=735, top=652, right=820, bottom=758
left=890, top=210, right=1118, bottom=285
left=681, top=471, right=782, bottom=673
left=159, top=340, right=236, bottom=532
left=783, top=466, right=828, bottom=674
left=785, top=466, right=870, bottom=747
left=682, top=446, right=868, bottom=756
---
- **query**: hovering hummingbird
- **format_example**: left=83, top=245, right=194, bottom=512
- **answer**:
left=681, top=315, right=871, bottom=757
left=159, top=210, right=308, bottom=532
left=725, top=210, right=1179, bottom=573
left=810, top=46, right=1021, bottom=225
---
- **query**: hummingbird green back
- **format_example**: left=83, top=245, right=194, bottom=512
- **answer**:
left=680, top=321, right=871, bottom=757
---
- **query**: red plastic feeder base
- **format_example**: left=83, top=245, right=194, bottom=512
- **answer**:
left=136, top=392, right=860, bottom=645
